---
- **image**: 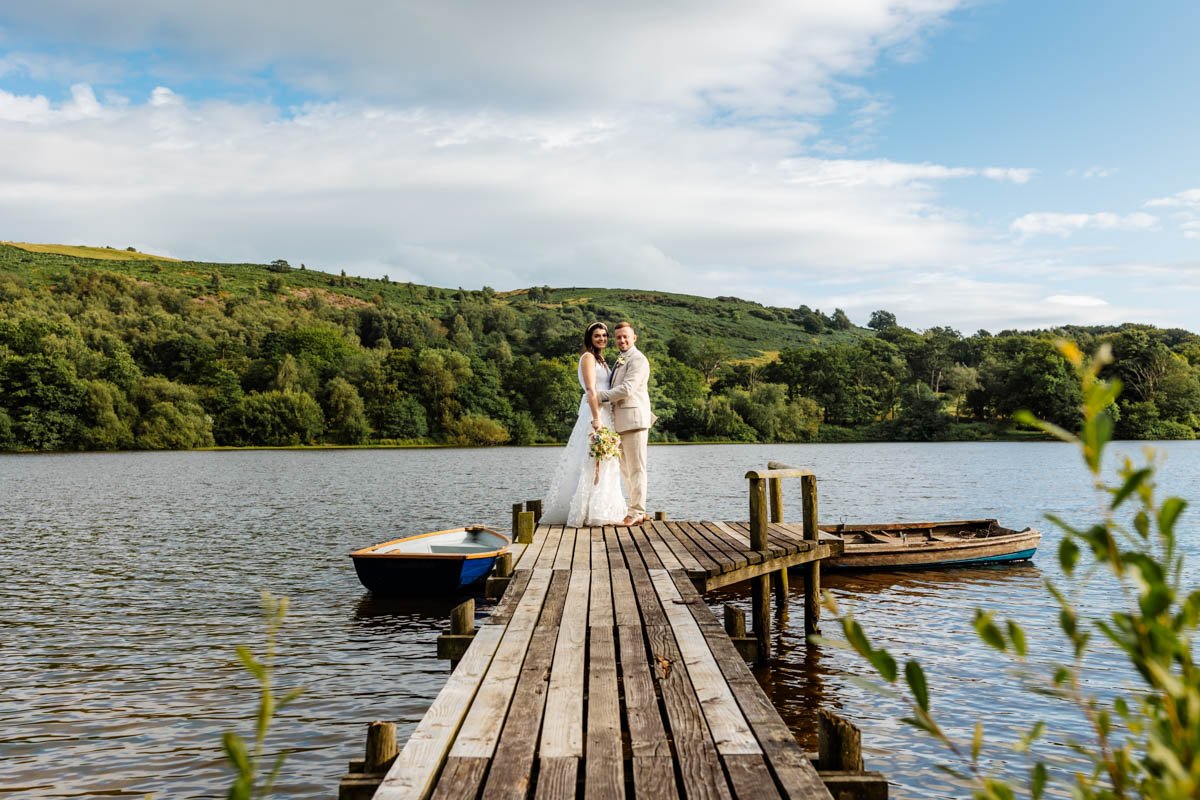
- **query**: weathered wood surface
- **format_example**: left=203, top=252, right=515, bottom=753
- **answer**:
left=511, top=521, right=841, bottom=592
left=381, top=524, right=838, bottom=799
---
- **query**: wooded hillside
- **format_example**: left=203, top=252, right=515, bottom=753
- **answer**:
left=1, top=242, right=1197, bottom=451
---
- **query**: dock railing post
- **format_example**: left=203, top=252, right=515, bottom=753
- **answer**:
left=802, top=474, right=820, bottom=635
left=748, top=475, right=771, bottom=663
left=767, top=473, right=789, bottom=619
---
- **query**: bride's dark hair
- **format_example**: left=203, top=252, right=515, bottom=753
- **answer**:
left=581, top=321, right=609, bottom=366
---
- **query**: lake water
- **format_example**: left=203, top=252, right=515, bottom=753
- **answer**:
left=2, top=441, right=1197, bottom=798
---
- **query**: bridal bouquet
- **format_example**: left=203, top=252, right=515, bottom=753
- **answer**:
left=589, top=427, right=621, bottom=484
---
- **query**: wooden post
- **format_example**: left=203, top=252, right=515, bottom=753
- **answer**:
left=768, top=476, right=784, bottom=523
left=748, top=476, right=770, bottom=663
left=516, top=510, right=535, bottom=544
left=817, top=709, right=863, bottom=771
left=653, top=511, right=667, bottom=521
left=511, top=502, right=523, bottom=540
left=802, top=474, right=820, bottom=636
left=525, top=499, right=542, bottom=523
left=772, top=569, right=789, bottom=620
left=437, top=599, right=476, bottom=667
left=723, top=605, right=746, bottom=638
left=364, top=721, right=398, bottom=773
left=450, top=598, right=475, bottom=636
left=494, top=551, right=513, bottom=578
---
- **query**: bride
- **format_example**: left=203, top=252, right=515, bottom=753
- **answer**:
left=541, top=322, right=627, bottom=527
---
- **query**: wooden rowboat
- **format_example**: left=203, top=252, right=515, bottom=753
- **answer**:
left=350, top=525, right=510, bottom=595
left=819, top=519, right=1040, bottom=570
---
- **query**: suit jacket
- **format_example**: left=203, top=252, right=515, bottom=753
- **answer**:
left=600, top=347, right=654, bottom=432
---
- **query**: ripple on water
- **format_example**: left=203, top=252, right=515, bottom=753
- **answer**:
left=2, top=442, right=1198, bottom=798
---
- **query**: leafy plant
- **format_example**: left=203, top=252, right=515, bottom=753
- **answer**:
left=826, top=341, right=1197, bottom=798
left=223, top=591, right=303, bottom=800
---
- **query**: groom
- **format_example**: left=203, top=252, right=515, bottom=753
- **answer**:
left=599, top=321, right=653, bottom=526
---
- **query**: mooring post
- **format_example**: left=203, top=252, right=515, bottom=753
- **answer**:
left=516, top=510, right=535, bottom=544
left=437, top=599, right=476, bottom=668
left=802, top=473, right=821, bottom=636
left=653, top=511, right=667, bottom=521
left=748, top=475, right=771, bottom=663
left=511, top=502, right=523, bottom=540
left=337, top=721, right=398, bottom=800
left=364, top=720, right=398, bottom=773
left=525, top=499, right=542, bottom=524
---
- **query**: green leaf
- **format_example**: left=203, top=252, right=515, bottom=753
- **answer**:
left=971, top=720, right=983, bottom=761
left=1110, top=467, right=1152, bottom=509
left=868, top=648, right=898, bottom=683
left=904, top=660, right=929, bottom=712
left=841, top=618, right=874, bottom=661
left=1017, top=721, right=1046, bottom=753
left=1030, top=762, right=1048, bottom=800
left=973, top=610, right=1006, bottom=651
left=236, top=646, right=266, bottom=681
left=1006, top=620, right=1027, bottom=658
left=1159, top=497, right=1186, bottom=537
left=222, top=731, right=251, bottom=776
left=1057, top=537, right=1080, bottom=575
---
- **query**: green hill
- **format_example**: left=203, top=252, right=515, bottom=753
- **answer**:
left=1, top=241, right=1198, bottom=451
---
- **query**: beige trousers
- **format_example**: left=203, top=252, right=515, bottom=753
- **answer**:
left=619, top=427, right=649, bottom=516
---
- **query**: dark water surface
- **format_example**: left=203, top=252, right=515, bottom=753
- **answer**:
left=2, top=442, right=1198, bottom=798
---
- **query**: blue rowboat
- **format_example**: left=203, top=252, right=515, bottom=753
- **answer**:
left=821, top=519, right=1040, bottom=570
left=350, top=525, right=510, bottom=595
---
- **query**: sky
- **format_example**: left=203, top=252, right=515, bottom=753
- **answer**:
left=1, top=1, right=1198, bottom=333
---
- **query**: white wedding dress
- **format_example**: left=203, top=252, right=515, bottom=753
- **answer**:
left=541, top=356, right=627, bottom=527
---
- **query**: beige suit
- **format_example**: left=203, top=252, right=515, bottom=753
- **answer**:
left=599, top=347, right=653, bottom=517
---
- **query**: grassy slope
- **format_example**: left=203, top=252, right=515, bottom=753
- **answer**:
left=0, top=243, right=865, bottom=357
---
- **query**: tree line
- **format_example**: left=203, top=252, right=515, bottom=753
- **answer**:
left=1, top=261, right=1198, bottom=452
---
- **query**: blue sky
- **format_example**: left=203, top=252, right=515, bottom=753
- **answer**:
left=1, top=1, right=1197, bottom=333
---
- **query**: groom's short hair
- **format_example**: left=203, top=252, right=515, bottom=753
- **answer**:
left=614, top=321, right=635, bottom=332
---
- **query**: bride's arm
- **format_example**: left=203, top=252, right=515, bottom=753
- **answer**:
left=581, top=353, right=602, bottom=431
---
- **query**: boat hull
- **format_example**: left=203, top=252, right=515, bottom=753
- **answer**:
left=350, top=526, right=510, bottom=595
left=821, top=519, right=1040, bottom=571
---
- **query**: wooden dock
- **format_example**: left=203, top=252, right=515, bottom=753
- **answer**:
left=343, top=467, right=887, bottom=800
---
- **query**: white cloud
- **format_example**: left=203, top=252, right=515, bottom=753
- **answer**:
left=1010, top=211, right=1158, bottom=238
left=1044, top=294, right=1108, bottom=307
left=1146, top=188, right=1200, bottom=208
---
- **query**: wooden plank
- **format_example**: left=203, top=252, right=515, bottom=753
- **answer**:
left=572, top=527, right=592, bottom=571
left=607, top=528, right=640, bottom=627
left=649, top=520, right=703, bottom=572
left=631, top=756, right=680, bottom=800
left=375, top=623, right=507, bottom=800
left=643, top=520, right=685, bottom=571
left=649, top=569, right=761, bottom=756
left=516, top=524, right=551, bottom=570
left=616, top=626, right=672, bottom=760
left=589, top=529, right=614, bottom=628
left=534, top=525, right=565, bottom=570
left=430, top=756, right=490, bottom=800
left=540, top=570, right=590, bottom=758
left=552, top=525, right=577, bottom=570
left=488, top=569, right=532, bottom=624
left=630, top=524, right=665, bottom=570
left=722, top=754, right=783, bottom=799
left=645, top=625, right=733, bottom=800
left=619, top=530, right=667, bottom=627
left=584, top=625, right=623, bottom=799
left=480, top=571, right=572, bottom=800
left=534, top=756, right=578, bottom=800
left=668, top=572, right=833, bottom=799
left=687, top=521, right=758, bottom=568
left=700, top=544, right=838, bottom=592
left=449, top=569, right=554, bottom=760
left=664, top=521, right=722, bottom=576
